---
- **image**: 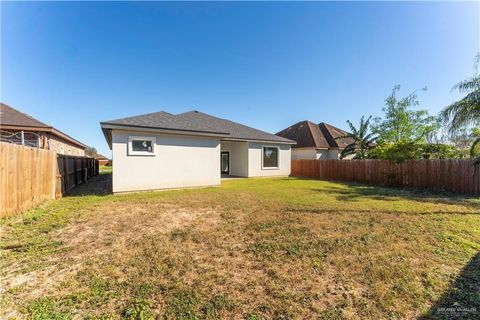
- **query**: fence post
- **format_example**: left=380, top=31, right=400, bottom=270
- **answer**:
left=74, top=158, right=78, bottom=187
left=51, top=152, right=56, bottom=198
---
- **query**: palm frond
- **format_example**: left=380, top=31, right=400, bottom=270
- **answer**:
left=441, top=55, right=480, bottom=134
left=362, top=132, right=377, bottom=143
left=346, top=120, right=358, bottom=136
left=440, top=94, right=480, bottom=133
left=471, top=136, right=480, bottom=158
left=337, top=115, right=376, bottom=158
left=452, top=76, right=480, bottom=93
left=335, top=134, right=354, bottom=140
left=340, top=144, right=356, bottom=159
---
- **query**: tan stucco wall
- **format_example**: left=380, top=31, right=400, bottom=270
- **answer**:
left=318, top=149, right=339, bottom=159
left=292, top=148, right=318, bottom=160
left=292, top=148, right=352, bottom=160
left=220, top=141, right=249, bottom=177
left=112, top=130, right=221, bottom=193
left=319, top=149, right=356, bottom=159
left=292, top=148, right=333, bottom=159
left=247, top=142, right=291, bottom=177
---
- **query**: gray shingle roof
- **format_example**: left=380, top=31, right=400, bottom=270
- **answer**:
left=101, top=110, right=294, bottom=144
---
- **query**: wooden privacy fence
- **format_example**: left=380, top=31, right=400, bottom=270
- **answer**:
left=57, top=155, right=99, bottom=195
left=1, top=142, right=99, bottom=217
left=291, top=159, right=480, bottom=196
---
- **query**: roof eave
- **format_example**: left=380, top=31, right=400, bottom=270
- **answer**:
left=221, top=137, right=296, bottom=145
left=0, top=124, right=51, bottom=131
left=101, top=127, right=113, bottom=150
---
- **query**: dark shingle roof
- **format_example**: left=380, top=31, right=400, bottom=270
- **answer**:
left=276, top=120, right=354, bottom=149
left=101, top=110, right=294, bottom=144
left=275, top=121, right=330, bottom=148
left=0, top=103, right=50, bottom=128
left=319, top=122, right=353, bottom=148
left=0, top=103, right=87, bottom=148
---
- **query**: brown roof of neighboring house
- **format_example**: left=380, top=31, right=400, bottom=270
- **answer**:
left=0, top=103, right=88, bottom=149
left=94, top=154, right=110, bottom=160
left=0, top=102, right=50, bottom=128
left=276, top=120, right=354, bottom=149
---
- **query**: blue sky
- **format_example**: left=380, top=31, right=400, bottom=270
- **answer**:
left=1, top=1, right=478, bottom=156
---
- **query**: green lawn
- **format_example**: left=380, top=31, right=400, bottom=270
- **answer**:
left=99, top=165, right=112, bottom=174
left=1, top=177, right=479, bottom=319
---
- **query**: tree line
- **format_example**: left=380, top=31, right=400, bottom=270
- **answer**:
left=338, top=54, right=480, bottom=162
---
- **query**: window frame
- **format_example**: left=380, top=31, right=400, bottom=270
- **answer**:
left=128, top=136, right=156, bottom=156
left=261, top=146, right=280, bottom=170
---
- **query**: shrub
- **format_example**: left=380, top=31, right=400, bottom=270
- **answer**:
left=367, top=141, right=464, bottom=162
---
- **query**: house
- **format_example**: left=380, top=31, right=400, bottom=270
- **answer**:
left=0, top=103, right=87, bottom=156
left=100, top=110, right=295, bottom=193
left=276, top=121, right=354, bottom=160
left=95, top=154, right=110, bottom=166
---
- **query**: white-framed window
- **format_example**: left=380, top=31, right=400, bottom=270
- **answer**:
left=262, top=146, right=279, bottom=169
left=128, top=136, right=156, bottom=156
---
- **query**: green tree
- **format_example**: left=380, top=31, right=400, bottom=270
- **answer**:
left=439, top=54, right=480, bottom=157
left=336, top=116, right=377, bottom=159
left=367, top=140, right=422, bottom=162
left=85, top=146, right=97, bottom=157
left=421, top=143, right=464, bottom=159
left=372, top=85, right=440, bottom=143
left=368, top=141, right=463, bottom=162
left=449, top=127, right=480, bottom=157
left=471, top=127, right=480, bottom=157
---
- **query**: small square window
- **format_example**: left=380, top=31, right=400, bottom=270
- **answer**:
left=262, top=147, right=279, bottom=168
left=128, top=136, right=156, bottom=156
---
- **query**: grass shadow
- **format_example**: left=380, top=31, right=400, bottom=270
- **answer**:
left=420, top=252, right=480, bottom=319
left=307, top=181, right=480, bottom=209
left=66, top=173, right=113, bottom=197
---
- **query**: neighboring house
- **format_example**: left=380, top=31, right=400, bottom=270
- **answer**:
left=276, top=121, right=355, bottom=160
left=0, top=103, right=87, bottom=156
left=95, top=154, right=110, bottom=166
left=100, top=110, right=295, bottom=193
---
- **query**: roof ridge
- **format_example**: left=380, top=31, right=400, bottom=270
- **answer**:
left=318, top=122, right=338, bottom=148
left=306, top=121, right=322, bottom=148
left=105, top=110, right=173, bottom=123
left=179, top=110, right=291, bottom=140
left=321, top=121, right=347, bottom=133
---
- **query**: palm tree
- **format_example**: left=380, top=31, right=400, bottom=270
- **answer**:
left=336, top=116, right=377, bottom=159
left=439, top=54, right=480, bottom=157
